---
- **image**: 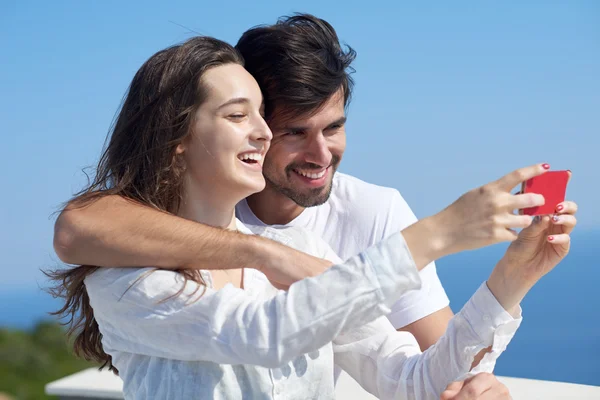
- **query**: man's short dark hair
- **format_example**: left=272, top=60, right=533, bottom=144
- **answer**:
left=236, top=13, right=356, bottom=125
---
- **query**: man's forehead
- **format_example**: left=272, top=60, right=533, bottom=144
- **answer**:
left=272, top=91, right=346, bottom=130
left=286, top=110, right=344, bottom=129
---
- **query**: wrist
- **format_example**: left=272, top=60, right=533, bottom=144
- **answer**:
left=487, top=259, right=533, bottom=314
left=401, top=214, right=451, bottom=270
left=250, top=236, right=325, bottom=283
left=245, top=234, right=280, bottom=274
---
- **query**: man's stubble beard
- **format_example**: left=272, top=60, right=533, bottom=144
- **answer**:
left=263, top=156, right=340, bottom=208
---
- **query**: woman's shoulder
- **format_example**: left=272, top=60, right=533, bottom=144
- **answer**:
left=85, top=267, right=207, bottom=302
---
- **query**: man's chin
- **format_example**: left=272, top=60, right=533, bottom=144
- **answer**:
left=287, top=184, right=332, bottom=208
left=264, top=174, right=334, bottom=208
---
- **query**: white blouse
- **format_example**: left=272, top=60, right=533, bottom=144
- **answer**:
left=85, top=221, right=521, bottom=399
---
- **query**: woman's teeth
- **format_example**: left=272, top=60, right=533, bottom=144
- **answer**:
left=238, top=153, right=262, bottom=163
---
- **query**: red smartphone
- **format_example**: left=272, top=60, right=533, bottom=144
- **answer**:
left=521, top=170, right=570, bottom=216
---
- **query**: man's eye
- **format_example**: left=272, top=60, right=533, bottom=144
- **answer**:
left=285, top=130, right=304, bottom=136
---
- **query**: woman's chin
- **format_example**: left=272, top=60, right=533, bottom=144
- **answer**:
left=237, top=176, right=266, bottom=198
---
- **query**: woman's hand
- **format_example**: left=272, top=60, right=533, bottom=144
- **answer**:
left=407, top=163, right=551, bottom=269
left=488, top=196, right=578, bottom=313
left=504, top=200, right=577, bottom=278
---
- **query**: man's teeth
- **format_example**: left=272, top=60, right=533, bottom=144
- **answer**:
left=296, top=169, right=326, bottom=179
left=238, top=153, right=262, bottom=162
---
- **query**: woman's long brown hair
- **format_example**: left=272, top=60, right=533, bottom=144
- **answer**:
left=45, top=37, right=244, bottom=372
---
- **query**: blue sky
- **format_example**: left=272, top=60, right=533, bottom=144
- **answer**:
left=1, top=1, right=598, bottom=287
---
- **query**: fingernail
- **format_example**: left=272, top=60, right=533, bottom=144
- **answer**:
left=542, top=163, right=551, bottom=170
left=556, top=204, right=564, bottom=211
left=552, top=215, right=560, bottom=222
left=548, top=235, right=554, bottom=241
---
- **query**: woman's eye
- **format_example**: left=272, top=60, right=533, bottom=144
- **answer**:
left=228, top=113, right=247, bottom=121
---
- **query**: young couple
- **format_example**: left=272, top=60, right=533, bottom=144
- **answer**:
left=50, top=14, right=577, bottom=400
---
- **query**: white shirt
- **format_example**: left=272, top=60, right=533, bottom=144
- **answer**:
left=85, top=221, right=521, bottom=400
left=236, top=172, right=449, bottom=329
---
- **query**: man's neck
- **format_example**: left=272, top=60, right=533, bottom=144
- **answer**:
left=246, top=188, right=305, bottom=226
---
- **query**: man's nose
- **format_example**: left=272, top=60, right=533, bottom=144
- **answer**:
left=304, top=133, right=332, bottom=167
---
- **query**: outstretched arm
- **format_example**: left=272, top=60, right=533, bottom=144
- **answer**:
left=334, top=198, right=578, bottom=400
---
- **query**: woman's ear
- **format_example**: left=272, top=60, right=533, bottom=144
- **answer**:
left=175, top=143, right=186, bottom=155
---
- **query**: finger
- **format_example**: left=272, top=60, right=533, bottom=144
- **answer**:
left=523, top=214, right=551, bottom=232
left=502, top=214, right=535, bottom=230
left=495, top=163, right=550, bottom=191
left=440, top=390, right=457, bottom=400
left=551, top=214, right=577, bottom=234
left=450, top=373, right=497, bottom=400
left=444, top=381, right=466, bottom=392
left=268, top=280, right=289, bottom=291
left=555, top=201, right=578, bottom=215
left=440, top=381, right=465, bottom=400
left=517, top=215, right=551, bottom=240
left=503, top=193, right=545, bottom=211
left=493, top=227, right=519, bottom=244
left=474, top=389, right=512, bottom=400
left=547, top=233, right=571, bottom=245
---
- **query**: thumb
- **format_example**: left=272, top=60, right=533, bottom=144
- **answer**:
left=440, top=381, right=464, bottom=399
left=268, top=280, right=289, bottom=291
left=520, top=215, right=550, bottom=238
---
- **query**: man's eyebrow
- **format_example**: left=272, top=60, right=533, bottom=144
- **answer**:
left=326, top=116, right=347, bottom=128
left=284, top=116, right=347, bottom=132
left=217, top=97, right=250, bottom=110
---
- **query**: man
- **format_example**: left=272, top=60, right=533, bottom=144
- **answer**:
left=54, top=14, right=509, bottom=398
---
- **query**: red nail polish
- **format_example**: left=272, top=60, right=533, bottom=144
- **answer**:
left=556, top=204, right=564, bottom=211
left=542, top=163, right=550, bottom=170
left=548, top=236, right=554, bottom=241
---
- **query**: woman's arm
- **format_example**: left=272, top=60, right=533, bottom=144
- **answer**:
left=86, top=231, right=422, bottom=368
left=333, top=283, right=520, bottom=400
left=333, top=199, right=578, bottom=400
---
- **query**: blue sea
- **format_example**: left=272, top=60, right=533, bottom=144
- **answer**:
left=1, top=231, right=598, bottom=386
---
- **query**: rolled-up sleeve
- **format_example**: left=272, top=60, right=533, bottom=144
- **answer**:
left=333, top=282, right=522, bottom=400
left=86, top=232, right=423, bottom=369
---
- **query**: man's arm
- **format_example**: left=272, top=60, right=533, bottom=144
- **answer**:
left=382, top=190, right=454, bottom=350
left=398, top=306, right=454, bottom=350
left=54, top=195, right=330, bottom=286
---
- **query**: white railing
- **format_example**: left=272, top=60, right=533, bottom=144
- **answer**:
left=46, top=368, right=600, bottom=399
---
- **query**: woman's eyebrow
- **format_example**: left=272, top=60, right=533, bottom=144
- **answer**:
left=217, top=97, right=250, bottom=110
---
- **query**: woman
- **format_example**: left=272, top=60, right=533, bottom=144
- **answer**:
left=49, top=36, right=577, bottom=399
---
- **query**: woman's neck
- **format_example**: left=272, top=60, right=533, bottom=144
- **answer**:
left=177, top=184, right=239, bottom=231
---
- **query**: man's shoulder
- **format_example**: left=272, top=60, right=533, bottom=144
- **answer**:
left=324, top=173, right=418, bottom=234
left=330, top=173, right=403, bottom=213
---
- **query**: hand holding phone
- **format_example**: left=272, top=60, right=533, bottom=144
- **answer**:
left=521, top=170, right=570, bottom=216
